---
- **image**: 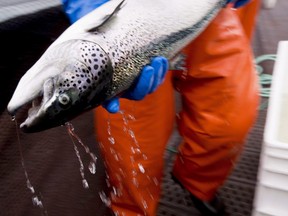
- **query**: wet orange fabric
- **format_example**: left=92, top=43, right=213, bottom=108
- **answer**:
left=172, top=8, right=259, bottom=201
left=94, top=71, right=175, bottom=216
left=235, top=0, right=261, bottom=40
left=94, top=6, right=259, bottom=216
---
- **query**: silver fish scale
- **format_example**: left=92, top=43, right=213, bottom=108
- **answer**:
left=99, top=0, right=227, bottom=96
left=7, top=0, right=228, bottom=132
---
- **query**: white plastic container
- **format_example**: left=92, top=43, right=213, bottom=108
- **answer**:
left=253, top=41, right=288, bottom=216
left=262, top=0, right=278, bottom=9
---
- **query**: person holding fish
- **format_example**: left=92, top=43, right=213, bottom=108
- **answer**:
left=6, top=0, right=259, bottom=215
left=61, top=0, right=260, bottom=215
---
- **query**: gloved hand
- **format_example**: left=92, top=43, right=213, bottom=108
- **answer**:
left=62, top=0, right=109, bottom=23
left=227, top=0, right=251, bottom=8
left=61, top=0, right=169, bottom=113
left=102, top=56, right=169, bottom=113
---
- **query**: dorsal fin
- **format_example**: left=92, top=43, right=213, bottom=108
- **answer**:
left=87, top=0, right=126, bottom=33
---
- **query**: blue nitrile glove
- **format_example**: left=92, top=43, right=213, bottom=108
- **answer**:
left=227, top=0, right=251, bottom=8
left=102, top=56, right=169, bottom=113
left=62, top=0, right=109, bottom=23
left=62, top=0, right=169, bottom=113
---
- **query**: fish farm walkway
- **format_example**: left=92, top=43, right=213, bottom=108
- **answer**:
left=0, top=1, right=287, bottom=215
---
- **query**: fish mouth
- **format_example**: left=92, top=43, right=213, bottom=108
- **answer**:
left=20, top=95, right=46, bottom=132
left=18, top=78, right=57, bottom=133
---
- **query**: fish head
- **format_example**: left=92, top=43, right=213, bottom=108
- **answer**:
left=7, top=40, right=113, bottom=132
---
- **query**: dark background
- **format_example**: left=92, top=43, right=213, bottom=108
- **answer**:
left=1, top=1, right=288, bottom=216
left=0, top=6, right=110, bottom=216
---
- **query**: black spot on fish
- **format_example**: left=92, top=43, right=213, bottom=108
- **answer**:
left=94, top=64, right=99, bottom=70
left=92, top=53, right=96, bottom=57
left=86, top=78, right=91, bottom=84
left=78, top=81, right=81, bottom=84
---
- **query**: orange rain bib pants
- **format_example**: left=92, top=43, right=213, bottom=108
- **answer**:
left=94, top=6, right=260, bottom=216
left=236, top=0, right=261, bottom=39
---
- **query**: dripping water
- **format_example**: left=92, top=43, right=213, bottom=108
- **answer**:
left=12, top=116, right=48, bottom=216
left=104, top=110, right=152, bottom=213
left=107, top=115, right=115, bottom=145
left=99, top=191, right=111, bottom=207
left=66, top=122, right=98, bottom=189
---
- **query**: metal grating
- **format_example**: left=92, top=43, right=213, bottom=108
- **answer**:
left=157, top=100, right=268, bottom=216
left=2, top=1, right=287, bottom=215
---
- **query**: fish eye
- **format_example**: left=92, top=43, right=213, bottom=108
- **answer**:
left=58, top=93, right=71, bottom=106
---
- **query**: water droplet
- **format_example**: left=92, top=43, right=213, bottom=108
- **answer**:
left=99, top=191, right=111, bottom=207
left=32, top=196, right=43, bottom=208
left=11, top=116, right=16, bottom=121
left=128, top=130, right=138, bottom=145
left=88, top=161, right=96, bottom=174
left=15, top=118, right=48, bottom=214
left=66, top=122, right=99, bottom=188
left=132, top=170, right=137, bottom=177
left=120, top=111, right=129, bottom=126
left=153, top=177, right=159, bottom=186
left=132, top=178, right=139, bottom=187
left=141, top=199, right=148, bottom=209
left=82, top=179, right=89, bottom=189
left=138, top=164, right=145, bottom=173
left=135, top=148, right=141, bottom=154
left=90, top=153, right=97, bottom=162
left=112, top=187, right=117, bottom=195
left=142, top=154, right=148, bottom=160
left=127, top=114, right=135, bottom=121
left=128, top=130, right=135, bottom=138
left=26, top=180, right=35, bottom=194
left=107, top=117, right=112, bottom=135
left=108, top=136, right=115, bottom=145
left=130, top=156, right=135, bottom=163
left=131, top=147, right=135, bottom=154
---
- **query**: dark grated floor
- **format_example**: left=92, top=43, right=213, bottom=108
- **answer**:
left=0, top=1, right=288, bottom=216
